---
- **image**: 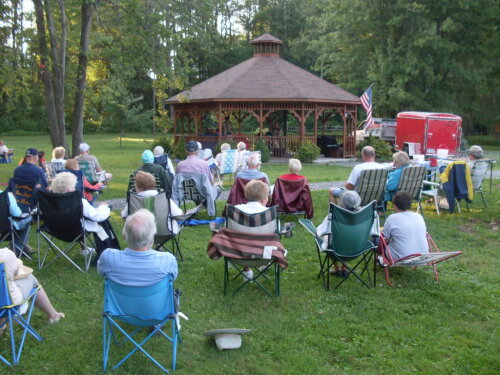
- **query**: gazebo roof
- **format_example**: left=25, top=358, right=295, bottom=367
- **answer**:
left=167, top=34, right=360, bottom=104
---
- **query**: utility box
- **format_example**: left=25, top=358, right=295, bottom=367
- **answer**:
left=396, top=112, right=462, bottom=156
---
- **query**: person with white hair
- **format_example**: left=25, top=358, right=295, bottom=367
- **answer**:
left=75, top=142, right=113, bottom=181
left=153, top=145, right=175, bottom=177
left=235, top=154, right=269, bottom=184
left=51, top=172, right=118, bottom=260
left=317, top=190, right=362, bottom=276
left=51, top=146, right=66, bottom=163
left=236, top=142, right=246, bottom=152
left=0, top=140, right=11, bottom=163
left=97, top=209, right=178, bottom=286
left=279, top=158, right=305, bottom=180
left=215, top=143, right=231, bottom=165
left=329, top=146, right=381, bottom=203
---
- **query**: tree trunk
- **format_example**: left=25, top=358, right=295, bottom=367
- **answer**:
left=71, top=0, right=96, bottom=157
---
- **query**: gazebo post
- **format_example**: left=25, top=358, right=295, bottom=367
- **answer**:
left=173, top=111, right=177, bottom=140
left=314, top=106, right=318, bottom=140
left=218, top=104, right=222, bottom=142
left=259, top=102, right=263, bottom=139
left=300, top=103, right=305, bottom=140
left=342, top=106, right=347, bottom=157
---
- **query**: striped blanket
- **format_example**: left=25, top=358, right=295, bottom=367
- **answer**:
left=207, top=228, right=288, bottom=269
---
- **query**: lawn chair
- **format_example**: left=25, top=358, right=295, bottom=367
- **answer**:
left=127, top=192, right=194, bottom=261
left=270, top=177, right=314, bottom=219
left=299, top=201, right=378, bottom=291
left=45, top=161, right=65, bottom=182
left=36, top=190, right=96, bottom=272
left=377, top=232, right=462, bottom=287
left=127, top=172, right=163, bottom=194
left=102, top=276, right=180, bottom=373
left=355, top=168, right=389, bottom=213
left=392, top=166, right=426, bottom=214
left=172, top=173, right=217, bottom=217
left=78, top=160, right=105, bottom=184
left=0, top=191, right=32, bottom=259
left=465, top=160, right=488, bottom=209
left=0, top=263, right=43, bottom=367
left=214, top=149, right=238, bottom=187
left=207, top=205, right=287, bottom=296
left=222, top=177, right=268, bottom=216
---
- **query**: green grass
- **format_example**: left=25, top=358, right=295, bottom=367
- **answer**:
left=1, top=134, right=499, bottom=374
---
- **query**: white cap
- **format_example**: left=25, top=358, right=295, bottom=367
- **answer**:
left=153, top=145, right=164, bottom=156
left=79, top=142, right=90, bottom=152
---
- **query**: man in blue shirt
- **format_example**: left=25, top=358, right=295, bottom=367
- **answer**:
left=13, top=148, right=48, bottom=189
left=97, top=209, right=178, bottom=286
left=235, top=154, right=269, bottom=185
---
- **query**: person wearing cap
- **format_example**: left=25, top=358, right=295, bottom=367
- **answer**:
left=153, top=145, right=175, bottom=177
left=75, top=142, right=113, bottom=181
left=176, top=141, right=215, bottom=185
left=467, top=145, right=484, bottom=170
left=13, top=148, right=48, bottom=189
left=135, top=150, right=172, bottom=196
left=317, top=190, right=362, bottom=277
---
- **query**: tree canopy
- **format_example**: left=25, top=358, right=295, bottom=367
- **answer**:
left=0, top=0, right=498, bottom=141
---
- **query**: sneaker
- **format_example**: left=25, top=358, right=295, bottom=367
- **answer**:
left=80, top=247, right=95, bottom=256
left=23, top=244, right=34, bottom=256
left=242, top=269, right=253, bottom=281
left=377, top=255, right=388, bottom=267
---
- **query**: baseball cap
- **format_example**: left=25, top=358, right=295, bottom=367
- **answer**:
left=186, top=141, right=199, bottom=152
left=467, top=145, right=483, bottom=158
left=25, top=148, right=38, bottom=157
left=79, top=142, right=90, bottom=152
left=142, top=150, right=154, bottom=163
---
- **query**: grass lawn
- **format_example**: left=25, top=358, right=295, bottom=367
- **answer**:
left=1, top=134, right=499, bottom=374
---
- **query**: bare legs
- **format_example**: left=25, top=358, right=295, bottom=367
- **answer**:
left=35, top=287, right=65, bottom=323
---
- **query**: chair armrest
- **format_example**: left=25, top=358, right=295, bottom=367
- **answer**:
left=422, top=180, right=440, bottom=188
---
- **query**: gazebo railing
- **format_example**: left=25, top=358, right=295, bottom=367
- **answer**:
left=175, top=134, right=316, bottom=158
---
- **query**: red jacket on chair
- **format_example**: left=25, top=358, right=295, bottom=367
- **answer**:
left=271, top=177, right=314, bottom=219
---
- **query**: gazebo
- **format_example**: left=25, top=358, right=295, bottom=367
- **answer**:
left=166, top=33, right=361, bottom=157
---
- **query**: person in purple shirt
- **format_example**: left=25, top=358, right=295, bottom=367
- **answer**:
left=97, top=209, right=178, bottom=287
left=176, top=141, right=214, bottom=185
left=13, top=148, right=48, bottom=189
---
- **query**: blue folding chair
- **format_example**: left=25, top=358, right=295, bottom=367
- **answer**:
left=0, top=263, right=43, bottom=367
left=102, top=276, right=179, bottom=373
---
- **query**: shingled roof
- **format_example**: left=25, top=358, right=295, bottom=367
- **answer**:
left=167, top=34, right=360, bottom=104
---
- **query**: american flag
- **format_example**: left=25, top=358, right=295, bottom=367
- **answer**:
left=360, top=85, right=373, bottom=130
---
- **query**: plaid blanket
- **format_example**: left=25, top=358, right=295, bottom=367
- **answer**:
left=207, top=228, right=288, bottom=269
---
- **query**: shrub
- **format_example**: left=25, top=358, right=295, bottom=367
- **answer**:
left=254, top=139, right=271, bottom=163
left=170, top=136, right=187, bottom=160
left=296, top=141, right=320, bottom=162
left=356, top=136, right=393, bottom=160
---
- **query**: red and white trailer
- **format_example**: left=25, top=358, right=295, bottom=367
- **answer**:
left=395, top=112, right=462, bottom=156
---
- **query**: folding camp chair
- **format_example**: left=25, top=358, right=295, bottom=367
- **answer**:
left=102, top=276, right=179, bottom=373
left=392, top=166, right=426, bottom=214
left=0, top=191, right=32, bottom=259
left=45, top=161, right=65, bottom=182
left=210, top=205, right=286, bottom=297
left=7, top=178, right=39, bottom=214
left=128, top=192, right=193, bottom=261
left=299, top=201, right=379, bottom=291
left=78, top=160, right=105, bottom=184
left=465, top=160, right=488, bottom=209
left=377, top=232, right=462, bottom=287
left=36, top=190, right=95, bottom=272
left=172, top=173, right=218, bottom=217
left=214, top=149, right=238, bottom=187
left=270, top=177, right=314, bottom=219
left=355, top=168, right=389, bottom=213
left=127, top=172, right=163, bottom=194
left=0, top=263, right=43, bottom=367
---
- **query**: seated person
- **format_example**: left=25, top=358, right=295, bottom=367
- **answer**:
left=51, top=146, right=66, bottom=163
left=235, top=154, right=269, bottom=184
left=382, top=191, right=428, bottom=260
left=64, top=159, right=104, bottom=203
left=0, top=247, right=65, bottom=326
left=0, top=140, right=12, bottom=163
left=197, top=145, right=216, bottom=170
left=235, top=142, right=248, bottom=173
left=14, top=148, right=48, bottom=190
left=235, top=180, right=271, bottom=280
left=97, top=209, right=178, bottom=286
left=153, top=145, right=175, bottom=177
left=51, top=172, right=118, bottom=260
left=317, top=190, right=361, bottom=277
left=384, top=151, right=411, bottom=202
left=135, top=150, right=172, bottom=196
left=121, top=171, right=183, bottom=235
left=279, top=158, right=305, bottom=180
left=75, top=142, right=112, bottom=182
left=466, top=145, right=483, bottom=169
left=215, top=143, right=231, bottom=166
left=0, top=188, right=33, bottom=256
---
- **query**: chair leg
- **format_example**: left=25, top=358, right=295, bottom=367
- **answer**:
left=480, top=191, right=487, bottom=208
left=384, top=266, right=394, bottom=287
left=433, top=263, right=439, bottom=283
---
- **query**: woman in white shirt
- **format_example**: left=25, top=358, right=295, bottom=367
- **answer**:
left=0, top=247, right=64, bottom=326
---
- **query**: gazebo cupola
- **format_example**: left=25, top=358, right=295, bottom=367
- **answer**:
left=250, top=33, right=283, bottom=56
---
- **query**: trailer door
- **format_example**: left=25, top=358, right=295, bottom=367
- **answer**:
left=426, top=119, right=460, bottom=155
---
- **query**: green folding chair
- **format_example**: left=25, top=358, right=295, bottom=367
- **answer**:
left=300, top=201, right=378, bottom=290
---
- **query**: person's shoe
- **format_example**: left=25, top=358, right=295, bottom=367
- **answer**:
left=242, top=269, right=253, bottom=281
left=22, top=244, right=34, bottom=256
left=80, top=247, right=95, bottom=256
